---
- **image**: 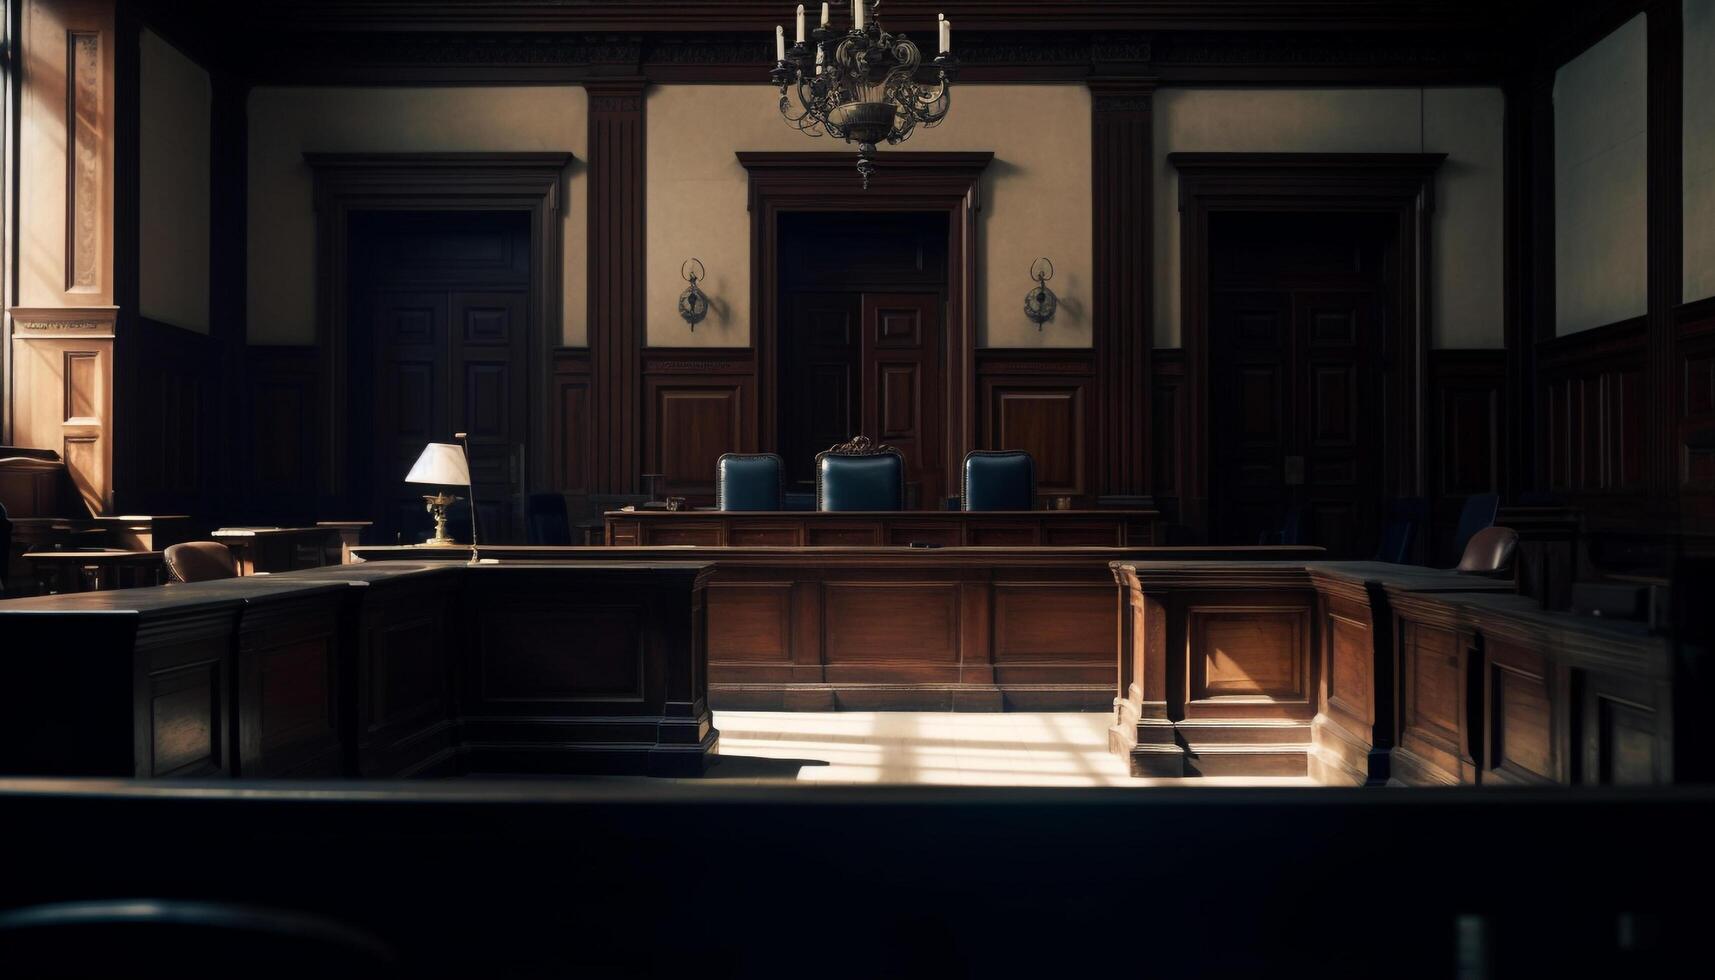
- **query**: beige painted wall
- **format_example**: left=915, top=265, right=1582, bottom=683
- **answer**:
left=247, top=87, right=588, bottom=346
left=139, top=30, right=211, bottom=333
left=1152, top=87, right=1506, bottom=350
left=1554, top=14, right=1649, bottom=335
left=1686, top=0, right=1715, bottom=304
left=645, top=84, right=1093, bottom=348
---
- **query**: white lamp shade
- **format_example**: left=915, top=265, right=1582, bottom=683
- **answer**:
left=405, top=442, right=471, bottom=486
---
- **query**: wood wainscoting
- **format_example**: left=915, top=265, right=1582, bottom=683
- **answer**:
left=641, top=348, right=758, bottom=502
left=352, top=544, right=1321, bottom=713
left=1538, top=318, right=1649, bottom=502
left=245, top=345, right=322, bottom=524
left=1678, top=296, right=1715, bottom=525
left=552, top=348, right=594, bottom=497
left=1427, top=349, right=1507, bottom=562
left=975, top=349, right=1097, bottom=501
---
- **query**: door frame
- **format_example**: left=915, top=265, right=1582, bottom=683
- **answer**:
left=1171, top=152, right=1445, bottom=540
left=740, top=151, right=992, bottom=505
left=307, top=152, right=572, bottom=507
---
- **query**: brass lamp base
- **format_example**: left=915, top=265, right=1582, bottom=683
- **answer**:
left=421, top=492, right=461, bottom=546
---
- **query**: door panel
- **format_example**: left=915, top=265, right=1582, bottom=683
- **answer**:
left=373, top=291, right=449, bottom=541
left=1296, top=289, right=1378, bottom=558
left=781, top=292, right=861, bottom=492
left=453, top=290, right=528, bottom=527
left=1211, top=292, right=1292, bottom=547
left=862, top=293, right=944, bottom=509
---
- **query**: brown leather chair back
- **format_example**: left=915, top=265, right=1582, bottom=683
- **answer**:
left=1456, top=525, right=1518, bottom=576
left=164, top=541, right=238, bottom=583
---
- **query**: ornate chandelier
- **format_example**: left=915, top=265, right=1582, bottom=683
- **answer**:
left=770, top=1, right=957, bottom=188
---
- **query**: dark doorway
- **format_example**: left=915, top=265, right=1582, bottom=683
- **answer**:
left=1207, top=210, right=1397, bottom=556
left=347, top=210, right=530, bottom=544
left=776, top=211, right=948, bottom=507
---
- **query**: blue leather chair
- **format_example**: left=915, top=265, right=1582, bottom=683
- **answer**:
left=1373, top=497, right=1427, bottom=564
left=717, top=453, right=784, bottom=511
left=961, top=450, right=1035, bottom=511
left=816, top=439, right=904, bottom=511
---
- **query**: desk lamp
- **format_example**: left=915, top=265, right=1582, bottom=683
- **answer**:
left=405, top=442, right=471, bottom=548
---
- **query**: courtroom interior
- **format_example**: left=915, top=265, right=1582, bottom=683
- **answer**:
left=2, top=0, right=1714, bottom=975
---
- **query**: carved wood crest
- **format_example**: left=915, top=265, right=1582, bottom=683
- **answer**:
left=824, top=435, right=898, bottom=456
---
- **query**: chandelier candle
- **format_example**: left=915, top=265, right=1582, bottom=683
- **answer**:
left=770, top=0, right=958, bottom=188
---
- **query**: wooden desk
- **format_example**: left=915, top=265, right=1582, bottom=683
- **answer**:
left=22, top=548, right=166, bottom=593
left=353, top=544, right=1321, bottom=711
left=1304, top=562, right=1517, bottom=785
left=0, top=560, right=716, bottom=779
left=1385, top=587, right=1672, bottom=788
left=1108, top=559, right=1685, bottom=784
left=212, top=523, right=370, bottom=574
left=603, top=509, right=1159, bottom=547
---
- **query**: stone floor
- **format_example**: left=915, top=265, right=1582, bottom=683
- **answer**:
left=703, top=711, right=1317, bottom=787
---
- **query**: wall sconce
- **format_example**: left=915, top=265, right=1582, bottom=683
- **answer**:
left=678, top=258, right=709, bottom=329
left=1023, top=257, right=1058, bottom=329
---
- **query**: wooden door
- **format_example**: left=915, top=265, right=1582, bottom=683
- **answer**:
left=1210, top=288, right=1380, bottom=555
left=780, top=292, right=861, bottom=494
left=1207, top=211, right=1388, bottom=556
left=862, top=293, right=944, bottom=509
left=354, top=211, right=530, bottom=543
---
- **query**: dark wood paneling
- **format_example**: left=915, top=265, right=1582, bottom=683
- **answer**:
left=1187, top=605, right=1308, bottom=705
left=607, top=510, right=1156, bottom=547
left=588, top=81, right=645, bottom=493
left=207, top=4, right=1515, bottom=88
left=1483, top=637, right=1561, bottom=785
left=976, top=349, right=1095, bottom=500
left=236, top=593, right=345, bottom=778
left=1151, top=348, right=1187, bottom=523
left=551, top=348, right=593, bottom=495
left=128, top=318, right=214, bottom=515
left=1677, top=297, right=1715, bottom=520
left=1428, top=350, right=1506, bottom=498
left=641, top=348, right=757, bottom=501
left=1538, top=318, right=1648, bottom=498
left=357, top=544, right=1318, bottom=712
left=1090, top=79, right=1154, bottom=497
left=245, top=345, right=321, bottom=524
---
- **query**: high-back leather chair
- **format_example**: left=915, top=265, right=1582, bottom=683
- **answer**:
left=961, top=450, right=1034, bottom=511
left=815, top=437, right=904, bottom=512
left=163, top=541, right=238, bottom=583
left=717, top=453, right=784, bottom=511
left=1456, top=525, right=1519, bottom=577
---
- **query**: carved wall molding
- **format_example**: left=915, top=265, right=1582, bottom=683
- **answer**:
left=9, top=306, right=120, bottom=338
left=230, top=28, right=1510, bottom=85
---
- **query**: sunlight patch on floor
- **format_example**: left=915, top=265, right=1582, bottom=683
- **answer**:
left=705, top=711, right=1316, bottom=788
